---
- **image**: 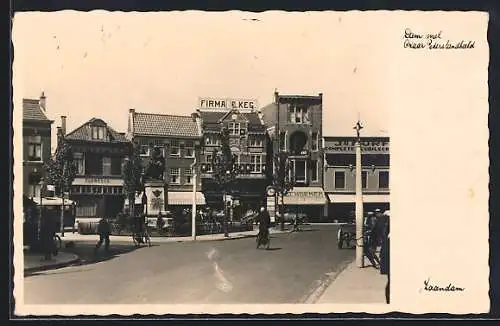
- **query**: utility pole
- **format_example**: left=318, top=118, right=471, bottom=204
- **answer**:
left=354, top=120, right=365, bottom=268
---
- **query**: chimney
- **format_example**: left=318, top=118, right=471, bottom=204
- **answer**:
left=128, top=109, right=135, bottom=134
left=39, top=91, right=46, bottom=111
left=274, top=89, right=279, bottom=104
left=319, top=92, right=323, bottom=98
left=61, top=116, right=67, bottom=136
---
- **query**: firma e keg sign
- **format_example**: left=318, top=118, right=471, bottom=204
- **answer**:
left=199, top=97, right=258, bottom=110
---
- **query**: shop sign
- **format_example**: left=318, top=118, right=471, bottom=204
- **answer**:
left=73, top=177, right=123, bottom=186
left=199, top=97, right=258, bottom=110
left=324, top=138, right=389, bottom=154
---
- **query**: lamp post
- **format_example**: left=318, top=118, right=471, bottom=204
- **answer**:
left=354, top=120, right=365, bottom=268
left=191, top=152, right=198, bottom=241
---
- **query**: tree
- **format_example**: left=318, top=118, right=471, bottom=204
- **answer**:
left=211, top=127, right=239, bottom=237
left=122, top=142, right=144, bottom=219
left=44, top=131, right=77, bottom=236
left=272, top=152, right=294, bottom=231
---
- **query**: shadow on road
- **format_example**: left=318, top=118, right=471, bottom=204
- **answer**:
left=65, top=243, right=147, bottom=267
left=265, top=247, right=282, bottom=251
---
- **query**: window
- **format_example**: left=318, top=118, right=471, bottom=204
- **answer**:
left=250, top=155, right=263, bottom=173
left=311, top=160, right=318, bottom=182
left=185, top=140, right=194, bottom=158
left=73, top=153, right=85, bottom=175
left=292, top=160, right=306, bottom=182
left=288, top=106, right=310, bottom=124
left=184, top=168, right=193, bottom=184
left=205, top=134, right=219, bottom=146
left=229, top=122, right=241, bottom=136
left=170, top=168, right=180, bottom=184
left=102, top=157, right=112, bottom=176
left=279, top=132, right=286, bottom=151
left=140, top=145, right=150, bottom=157
left=362, top=171, right=368, bottom=189
left=85, top=152, right=103, bottom=175
left=27, top=136, right=42, bottom=161
left=91, top=126, right=106, bottom=140
left=249, top=136, right=263, bottom=147
left=170, top=140, right=180, bottom=156
left=311, top=132, right=319, bottom=151
left=334, top=171, right=346, bottom=189
left=111, top=157, right=122, bottom=175
left=205, top=154, right=213, bottom=172
left=379, top=171, right=389, bottom=189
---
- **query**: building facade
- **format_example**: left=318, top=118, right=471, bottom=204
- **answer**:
left=193, top=101, right=268, bottom=218
left=323, top=136, right=390, bottom=221
left=260, top=91, right=327, bottom=221
left=22, top=93, right=53, bottom=201
left=127, top=109, right=205, bottom=213
left=64, top=117, right=132, bottom=222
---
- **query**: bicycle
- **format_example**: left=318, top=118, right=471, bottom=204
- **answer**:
left=132, top=227, right=152, bottom=247
left=53, top=234, right=62, bottom=252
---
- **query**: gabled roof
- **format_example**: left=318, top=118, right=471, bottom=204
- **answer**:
left=65, top=118, right=129, bottom=143
left=198, top=110, right=265, bottom=132
left=133, top=112, right=201, bottom=138
left=22, top=99, right=52, bottom=122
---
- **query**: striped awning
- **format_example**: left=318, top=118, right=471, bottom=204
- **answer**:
left=282, top=187, right=328, bottom=206
left=327, top=193, right=390, bottom=203
left=168, top=192, right=206, bottom=206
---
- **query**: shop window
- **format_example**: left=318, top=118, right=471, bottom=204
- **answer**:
left=170, top=168, right=180, bottom=184
left=362, top=171, right=368, bottom=189
left=379, top=171, right=389, bottom=189
left=334, top=171, right=346, bottom=189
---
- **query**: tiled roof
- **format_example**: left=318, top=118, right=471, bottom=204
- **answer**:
left=133, top=112, right=200, bottom=138
left=23, top=99, right=51, bottom=122
left=198, top=110, right=265, bottom=132
left=65, top=118, right=129, bottom=143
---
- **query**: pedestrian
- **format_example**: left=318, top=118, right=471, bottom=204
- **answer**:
left=156, top=212, right=165, bottom=234
left=379, top=212, right=390, bottom=304
left=40, top=215, right=56, bottom=261
left=363, top=212, right=380, bottom=268
left=95, top=216, right=111, bottom=254
left=258, top=206, right=271, bottom=240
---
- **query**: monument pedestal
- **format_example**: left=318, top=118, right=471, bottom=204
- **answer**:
left=144, top=180, right=168, bottom=217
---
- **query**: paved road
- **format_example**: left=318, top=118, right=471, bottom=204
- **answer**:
left=24, top=225, right=354, bottom=304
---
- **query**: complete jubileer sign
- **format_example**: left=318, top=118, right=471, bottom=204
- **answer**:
left=199, top=97, right=258, bottom=110
left=324, top=138, right=390, bottom=154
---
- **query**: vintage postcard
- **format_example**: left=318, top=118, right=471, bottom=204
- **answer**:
left=12, top=10, right=489, bottom=316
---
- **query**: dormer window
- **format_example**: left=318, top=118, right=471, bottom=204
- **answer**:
left=229, top=122, right=241, bottom=136
left=91, top=126, right=106, bottom=140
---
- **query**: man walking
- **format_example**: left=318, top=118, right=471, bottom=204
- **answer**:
left=380, top=212, right=390, bottom=304
left=95, top=216, right=111, bottom=254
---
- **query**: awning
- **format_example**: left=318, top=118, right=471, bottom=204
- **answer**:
left=168, top=192, right=206, bottom=206
left=33, top=197, right=75, bottom=206
left=327, top=193, right=390, bottom=204
left=282, top=187, right=328, bottom=206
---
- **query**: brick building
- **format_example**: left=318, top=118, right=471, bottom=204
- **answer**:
left=260, top=91, right=328, bottom=221
left=22, top=92, right=53, bottom=201
left=193, top=104, right=268, bottom=218
left=126, top=109, right=205, bottom=213
left=64, top=117, right=132, bottom=222
left=323, top=136, right=390, bottom=221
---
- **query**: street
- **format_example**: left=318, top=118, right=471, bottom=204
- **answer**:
left=24, top=225, right=354, bottom=304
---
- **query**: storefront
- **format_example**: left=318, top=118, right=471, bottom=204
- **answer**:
left=280, top=187, right=329, bottom=222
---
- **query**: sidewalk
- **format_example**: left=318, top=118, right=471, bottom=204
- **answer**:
left=24, top=250, right=80, bottom=274
left=316, top=260, right=388, bottom=304
left=56, top=226, right=293, bottom=244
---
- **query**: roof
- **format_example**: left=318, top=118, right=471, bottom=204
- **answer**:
left=65, top=118, right=130, bottom=143
left=133, top=112, right=201, bottom=138
left=198, top=110, right=265, bottom=132
left=22, top=99, right=52, bottom=122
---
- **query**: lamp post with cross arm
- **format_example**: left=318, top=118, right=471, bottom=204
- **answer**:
left=353, top=120, right=365, bottom=268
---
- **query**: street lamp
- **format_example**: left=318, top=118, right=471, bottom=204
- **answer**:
left=353, top=120, right=365, bottom=268
left=191, top=142, right=200, bottom=241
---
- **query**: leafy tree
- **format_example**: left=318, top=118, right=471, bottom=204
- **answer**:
left=272, top=152, right=294, bottom=231
left=122, top=141, right=144, bottom=219
left=211, top=127, right=239, bottom=237
left=44, top=131, right=77, bottom=236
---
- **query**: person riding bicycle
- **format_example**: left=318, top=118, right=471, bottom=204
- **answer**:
left=257, top=206, right=271, bottom=242
left=133, top=214, right=146, bottom=243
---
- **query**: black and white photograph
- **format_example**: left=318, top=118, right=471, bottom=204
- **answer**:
left=12, top=10, right=489, bottom=315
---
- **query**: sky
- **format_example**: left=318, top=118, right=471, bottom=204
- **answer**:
left=13, top=11, right=390, bottom=152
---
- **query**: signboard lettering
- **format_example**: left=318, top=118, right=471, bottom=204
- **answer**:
left=199, top=97, right=258, bottom=110
left=324, top=139, right=390, bottom=154
left=84, top=177, right=110, bottom=184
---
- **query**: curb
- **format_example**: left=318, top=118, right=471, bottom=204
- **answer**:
left=24, top=253, right=81, bottom=275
